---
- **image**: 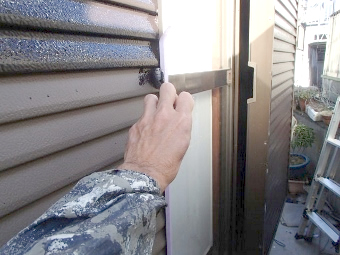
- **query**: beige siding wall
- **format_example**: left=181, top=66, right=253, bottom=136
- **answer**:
left=0, top=1, right=166, bottom=253
left=0, top=70, right=168, bottom=253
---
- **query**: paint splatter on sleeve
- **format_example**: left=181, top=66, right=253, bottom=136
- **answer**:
left=0, top=169, right=166, bottom=255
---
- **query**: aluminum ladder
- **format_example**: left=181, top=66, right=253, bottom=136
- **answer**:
left=295, top=96, right=340, bottom=252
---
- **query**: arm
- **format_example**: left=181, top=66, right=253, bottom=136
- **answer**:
left=2, top=170, right=165, bottom=255
left=0, top=83, right=194, bottom=255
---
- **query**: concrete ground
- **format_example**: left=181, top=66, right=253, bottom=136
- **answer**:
left=269, top=221, right=337, bottom=255
left=269, top=200, right=338, bottom=255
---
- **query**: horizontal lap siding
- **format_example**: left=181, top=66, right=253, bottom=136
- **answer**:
left=0, top=129, right=129, bottom=218
left=0, top=69, right=157, bottom=124
left=0, top=183, right=76, bottom=247
left=0, top=0, right=158, bottom=39
left=0, top=97, right=143, bottom=171
left=0, top=31, right=158, bottom=73
left=0, top=1, right=166, bottom=253
left=273, top=51, right=295, bottom=63
left=272, top=62, right=294, bottom=76
left=264, top=0, right=297, bottom=253
left=101, top=0, right=158, bottom=13
left=273, top=40, right=295, bottom=54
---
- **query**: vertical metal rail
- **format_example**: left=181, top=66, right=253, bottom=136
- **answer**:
left=232, top=0, right=254, bottom=253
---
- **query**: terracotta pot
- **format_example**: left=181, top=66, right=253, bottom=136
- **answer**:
left=321, top=115, right=340, bottom=127
left=299, top=98, right=307, bottom=112
left=288, top=180, right=307, bottom=195
left=322, top=115, right=331, bottom=125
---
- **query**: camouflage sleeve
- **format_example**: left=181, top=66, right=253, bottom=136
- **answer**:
left=0, top=169, right=166, bottom=255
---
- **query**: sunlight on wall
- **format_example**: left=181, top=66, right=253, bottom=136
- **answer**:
left=161, top=0, right=218, bottom=75
left=161, top=0, right=220, bottom=254
left=295, top=25, right=328, bottom=88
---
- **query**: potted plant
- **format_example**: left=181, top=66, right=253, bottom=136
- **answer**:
left=319, top=109, right=335, bottom=126
left=289, top=123, right=316, bottom=194
left=295, top=87, right=317, bottom=112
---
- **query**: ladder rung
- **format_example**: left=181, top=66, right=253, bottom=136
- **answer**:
left=328, top=138, right=340, bottom=148
left=317, top=177, right=340, bottom=197
left=307, top=211, right=339, bottom=242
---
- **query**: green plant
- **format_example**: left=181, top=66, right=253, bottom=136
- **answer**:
left=295, top=87, right=318, bottom=100
left=296, top=90, right=311, bottom=100
left=291, top=124, right=316, bottom=151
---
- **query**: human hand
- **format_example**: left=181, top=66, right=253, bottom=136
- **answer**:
left=119, top=83, right=194, bottom=192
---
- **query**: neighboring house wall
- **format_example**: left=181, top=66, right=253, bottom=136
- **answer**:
left=295, top=0, right=340, bottom=91
left=295, top=25, right=328, bottom=87
left=266, top=0, right=298, bottom=252
left=244, top=0, right=297, bottom=253
left=322, top=11, right=340, bottom=103
left=0, top=1, right=166, bottom=254
left=294, top=0, right=335, bottom=88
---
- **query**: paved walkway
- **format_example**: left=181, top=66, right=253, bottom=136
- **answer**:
left=269, top=202, right=337, bottom=255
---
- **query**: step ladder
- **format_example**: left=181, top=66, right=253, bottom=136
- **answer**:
left=295, top=96, right=340, bottom=252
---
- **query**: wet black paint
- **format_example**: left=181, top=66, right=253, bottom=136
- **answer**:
left=138, top=68, right=164, bottom=89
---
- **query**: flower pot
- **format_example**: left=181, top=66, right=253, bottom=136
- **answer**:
left=321, top=114, right=340, bottom=127
left=299, top=98, right=307, bottom=112
left=288, top=179, right=308, bottom=195
left=289, top=153, right=310, bottom=179
left=322, top=115, right=331, bottom=125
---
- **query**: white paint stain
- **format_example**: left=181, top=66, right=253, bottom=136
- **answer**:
left=48, top=240, right=68, bottom=252
left=140, top=194, right=154, bottom=200
left=47, top=233, right=75, bottom=240
left=61, top=185, right=120, bottom=210
left=130, top=180, right=146, bottom=189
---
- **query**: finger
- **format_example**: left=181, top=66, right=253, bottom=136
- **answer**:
left=175, top=91, right=194, bottom=114
left=173, top=94, right=179, bottom=108
left=143, top=94, right=158, bottom=119
left=157, top=82, right=177, bottom=109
